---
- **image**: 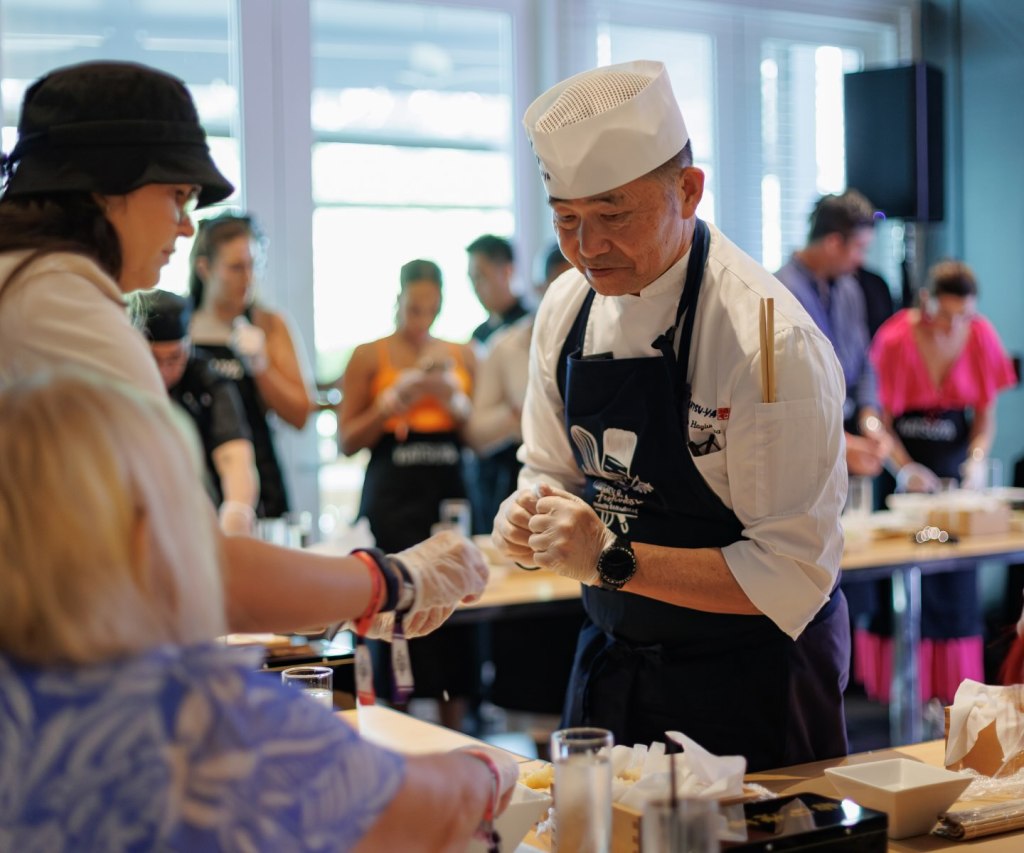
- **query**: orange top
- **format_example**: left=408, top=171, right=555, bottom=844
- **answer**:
left=371, top=339, right=472, bottom=434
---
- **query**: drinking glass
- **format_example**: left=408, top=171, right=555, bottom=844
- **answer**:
left=641, top=796, right=720, bottom=852
left=281, top=665, right=333, bottom=708
left=439, top=498, right=472, bottom=537
left=550, top=727, right=614, bottom=853
left=844, top=475, right=873, bottom=517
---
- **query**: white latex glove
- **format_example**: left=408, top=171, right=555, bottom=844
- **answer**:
left=492, top=486, right=543, bottom=564
left=896, top=461, right=942, bottom=494
left=395, top=528, right=488, bottom=615
left=230, top=317, right=269, bottom=375
left=528, top=483, right=616, bottom=584
left=218, top=500, right=255, bottom=536
left=358, top=605, right=455, bottom=640
left=455, top=746, right=521, bottom=816
left=960, top=456, right=987, bottom=491
left=379, top=367, right=430, bottom=416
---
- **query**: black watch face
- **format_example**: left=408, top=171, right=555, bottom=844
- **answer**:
left=600, top=545, right=636, bottom=584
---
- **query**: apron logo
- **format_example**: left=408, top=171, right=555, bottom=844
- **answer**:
left=717, top=407, right=730, bottom=420
left=570, top=425, right=653, bottom=534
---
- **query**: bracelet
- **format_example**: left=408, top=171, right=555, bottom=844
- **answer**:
left=387, top=555, right=416, bottom=613
left=353, top=548, right=403, bottom=613
left=351, top=551, right=386, bottom=635
left=464, top=749, right=501, bottom=822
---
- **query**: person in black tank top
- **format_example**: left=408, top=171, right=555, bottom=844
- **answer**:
left=187, top=212, right=314, bottom=519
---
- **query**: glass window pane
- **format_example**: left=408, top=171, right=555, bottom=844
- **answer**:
left=313, top=204, right=514, bottom=380
left=0, top=0, right=240, bottom=293
left=604, top=25, right=716, bottom=224
left=313, top=142, right=511, bottom=208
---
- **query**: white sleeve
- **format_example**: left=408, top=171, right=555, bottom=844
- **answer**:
left=518, top=278, right=588, bottom=495
left=719, top=324, right=847, bottom=639
left=0, top=257, right=165, bottom=398
left=464, top=326, right=522, bottom=454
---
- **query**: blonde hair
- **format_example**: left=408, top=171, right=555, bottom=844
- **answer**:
left=0, top=371, right=226, bottom=664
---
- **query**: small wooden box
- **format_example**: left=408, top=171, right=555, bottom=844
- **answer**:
left=927, top=504, right=1012, bottom=537
left=611, top=801, right=642, bottom=853
left=944, top=705, right=1024, bottom=776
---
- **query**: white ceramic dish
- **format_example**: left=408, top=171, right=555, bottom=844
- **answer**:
left=824, top=758, right=972, bottom=839
left=467, top=784, right=551, bottom=853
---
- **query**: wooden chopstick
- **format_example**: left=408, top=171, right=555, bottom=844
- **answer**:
left=759, top=297, right=775, bottom=403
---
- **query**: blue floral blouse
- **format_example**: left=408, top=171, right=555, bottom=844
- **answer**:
left=0, top=642, right=405, bottom=851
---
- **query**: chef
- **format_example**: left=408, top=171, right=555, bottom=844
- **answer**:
left=493, top=60, right=851, bottom=772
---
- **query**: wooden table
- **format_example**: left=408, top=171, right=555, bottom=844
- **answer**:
left=458, top=530, right=1024, bottom=746
left=748, top=740, right=1021, bottom=852
left=340, top=706, right=1024, bottom=852
left=841, top=530, right=1024, bottom=745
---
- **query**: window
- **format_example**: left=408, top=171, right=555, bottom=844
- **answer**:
left=309, top=0, right=519, bottom=527
left=309, top=0, right=516, bottom=382
left=0, top=0, right=241, bottom=292
left=591, top=0, right=910, bottom=279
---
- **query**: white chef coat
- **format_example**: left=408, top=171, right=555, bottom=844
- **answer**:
left=520, top=223, right=847, bottom=639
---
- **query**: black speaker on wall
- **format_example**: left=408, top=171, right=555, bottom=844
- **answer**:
left=844, top=63, right=944, bottom=221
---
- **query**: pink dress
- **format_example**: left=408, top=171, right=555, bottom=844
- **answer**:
left=855, top=310, right=1016, bottom=705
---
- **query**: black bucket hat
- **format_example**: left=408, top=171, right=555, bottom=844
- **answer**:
left=1, top=60, right=234, bottom=207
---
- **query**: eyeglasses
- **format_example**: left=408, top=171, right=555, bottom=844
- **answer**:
left=175, top=187, right=201, bottom=224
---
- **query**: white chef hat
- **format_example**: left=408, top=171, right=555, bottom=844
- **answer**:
left=523, top=60, right=689, bottom=200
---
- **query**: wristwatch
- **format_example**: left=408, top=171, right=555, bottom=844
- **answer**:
left=597, top=536, right=637, bottom=591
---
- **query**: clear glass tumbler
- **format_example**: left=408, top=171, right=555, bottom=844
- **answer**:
left=550, top=727, right=614, bottom=853
left=641, top=796, right=720, bottom=852
left=281, top=665, right=333, bottom=709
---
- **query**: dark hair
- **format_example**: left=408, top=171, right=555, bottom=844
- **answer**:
left=466, top=234, right=514, bottom=264
left=807, top=190, right=875, bottom=242
left=648, top=141, right=694, bottom=185
left=929, top=259, right=978, bottom=298
left=544, top=244, right=570, bottom=282
left=141, top=289, right=191, bottom=342
left=399, top=258, right=443, bottom=290
left=188, top=212, right=260, bottom=308
left=0, top=193, right=123, bottom=289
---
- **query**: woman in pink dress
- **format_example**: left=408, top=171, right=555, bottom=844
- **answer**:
left=858, top=260, right=1016, bottom=705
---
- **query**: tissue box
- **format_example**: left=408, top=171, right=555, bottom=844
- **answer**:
left=927, top=504, right=1011, bottom=537
left=944, top=705, right=1024, bottom=776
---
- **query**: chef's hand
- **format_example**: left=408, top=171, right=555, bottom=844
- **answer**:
left=528, top=483, right=616, bottom=585
left=896, top=461, right=942, bottom=493
left=230, top=317, right=269, bottom=375
left=492, top=486, right=543, bottom=563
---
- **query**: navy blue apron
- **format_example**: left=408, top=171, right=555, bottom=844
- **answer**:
left=557, top=220, right=849, bottom=772
left=892, top=410, right=979, bottom=639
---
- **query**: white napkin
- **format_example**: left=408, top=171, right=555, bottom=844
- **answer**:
left=945, top=679, right=1024, bottom=767
left=610, top=734, right=747, bottom=811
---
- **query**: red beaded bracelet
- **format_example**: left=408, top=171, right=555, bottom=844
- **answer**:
left=351, top=550, right=385, bottom=636
left=464, top=748, right=502, bottom=822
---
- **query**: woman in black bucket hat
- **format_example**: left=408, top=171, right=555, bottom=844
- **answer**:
left=0, top=57, right=491, bottom=723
